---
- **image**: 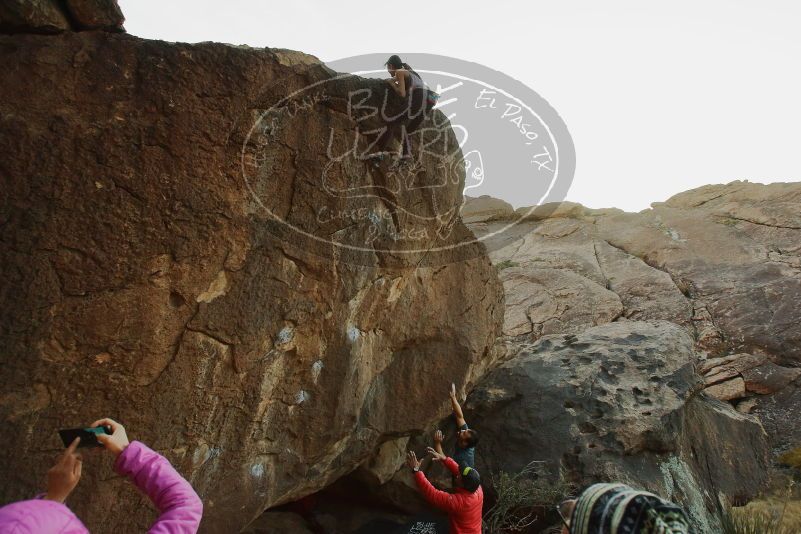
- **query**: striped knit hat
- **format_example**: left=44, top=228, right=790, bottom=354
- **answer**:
left=569, top=483, right=695, bottom=534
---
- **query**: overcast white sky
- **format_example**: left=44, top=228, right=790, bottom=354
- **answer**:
left=119, top=0, right=801, bottom=212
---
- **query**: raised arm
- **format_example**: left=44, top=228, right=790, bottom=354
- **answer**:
left=427, top=447, right=460, bottom=477
left=386, top=70, right=408, bottom=98
left=408, top=451, right=460, bottom=513
left=115, top=442, right=203, bottom=533
left=94, top=418, right=203, bottom=533
left=449, top=383, right=467, bottom=428
left=415, top=470, right=461, bottom=513
left=433, top=429, right=445, bottom=456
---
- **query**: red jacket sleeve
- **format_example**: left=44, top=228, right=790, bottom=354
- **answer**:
left=442, top=457, right=460, bottom=477
left=114, top=441, right=203, bottom=533
left=414, top=469, right=460, bottom=513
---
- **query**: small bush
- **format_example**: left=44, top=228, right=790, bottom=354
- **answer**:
left=716, top=216, right=740, bottom=227
left=721, top=484, right=800, bottom=534
left=721, top=503, right=788, bottom=534
left=778, top=447, right=801, bottom=471
left=496, top=260, right=519, bottom=271
left=482, top=461, right=573, bottom=534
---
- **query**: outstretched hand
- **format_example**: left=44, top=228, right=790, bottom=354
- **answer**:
left=90, top=417, right=130, bottom=457
left=406, top=451, right=422, bottom=471
left=433, top=429, right=444, bottom=444
left=449, top=382, right=467, bottom=426
left=426, top=446, right=447, bottom=462
left=46, top=437, right=82, bottom=503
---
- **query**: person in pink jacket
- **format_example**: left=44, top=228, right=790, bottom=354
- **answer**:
left=0, top=417, right=203, bottom=533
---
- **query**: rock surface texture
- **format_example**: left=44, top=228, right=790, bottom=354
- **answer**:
left=0, top=7, right=504, bottom=534
left=465, top=321, right=769, bottom=532
left=457, top=183, right=799, bottom=528
left=0, top=0, right=124, bottom=33
left=1, top=2, right=797, bottom=533
left=464, top=183, right=801, bottom=453
left=283, top=184, right=797, bottom=532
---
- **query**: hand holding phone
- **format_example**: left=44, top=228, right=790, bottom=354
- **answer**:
left=89, top=417, right=130, bottom=457
left=58, top=426, right=111, bottom=449
left=58, top=418, right=130, bottom=456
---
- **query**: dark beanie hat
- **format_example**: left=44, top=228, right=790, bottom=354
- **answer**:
left=460, top=465, right=481, bottom=493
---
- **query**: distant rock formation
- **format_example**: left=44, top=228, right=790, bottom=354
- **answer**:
left=467, top=182, right=801, bottom=360
left=0, top=3, right=503, bottom=533
left=463, top=182, right=800, bottom=452
left=458, top=182, right=798, bottom=528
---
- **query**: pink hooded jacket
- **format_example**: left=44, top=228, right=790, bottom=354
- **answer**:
left=0, top=441, right=203, bottom=533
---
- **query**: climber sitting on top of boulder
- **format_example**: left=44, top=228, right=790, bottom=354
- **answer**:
left=373, top=54, right=430, bottom=163
left=433, top=383, right=479, bottom=469
left=407, top=447, right=483, bottom=534
left=0, top=418, right=203, bottom=533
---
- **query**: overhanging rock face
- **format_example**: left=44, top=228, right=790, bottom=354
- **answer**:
left=0, top=28, right=504, bottom=534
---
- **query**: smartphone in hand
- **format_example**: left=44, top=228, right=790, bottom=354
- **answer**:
left=58, top=426, right=111, bottom=448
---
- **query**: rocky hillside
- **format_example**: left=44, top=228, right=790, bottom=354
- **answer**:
left=464, top=181, right=800, bottom=446
left=460, top=182, right=799, bottom=529
left=0, top=3, right=504, bottom=533
left=249, top=183, right=798, bottom=532
left=2, top=2, right=798, bottom=534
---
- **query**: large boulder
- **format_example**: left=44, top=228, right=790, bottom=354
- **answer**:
left=0, top=0, right=70, bottom=33
left=0, top=0, right=124, bottom=33
left=63, top=0, right=125, bottom=31
left=465, top=321, right=770, bottom=531
left=469, top=181, right=801, bottom=361
left=0, top=28, right=504, bottom=534
left=602, top=182, right=801, bottom=365
left=466, top=181, right=801, bottom=454
left=279, top=186, right=797, bottom=529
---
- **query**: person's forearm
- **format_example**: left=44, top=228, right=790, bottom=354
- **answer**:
left=415, top=471, right=457, bottom=512
left=386, top=77, right=403, bottom=97
left=435, top=442, right=444, bottom=456
left=443, top=457, right=460, bottom=477
left=450, top=395, right=464, bottom=420
left=115, top=442, right=203, bottom=532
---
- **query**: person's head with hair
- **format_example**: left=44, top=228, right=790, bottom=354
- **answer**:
left=384, top=54, right=419, bottom=78
left=556, top=483, right=694, bottom=534
left=456, top=464, right=481, bottom=493
left=385, top=54, right=403, bottom=72
left=457, top=427, right=479, bottom=449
